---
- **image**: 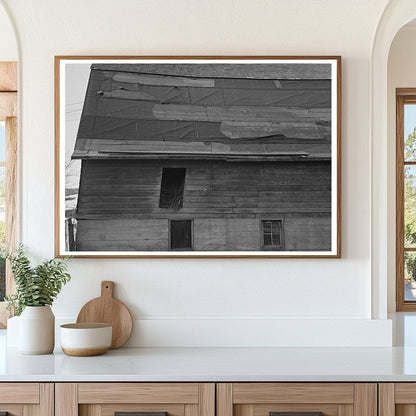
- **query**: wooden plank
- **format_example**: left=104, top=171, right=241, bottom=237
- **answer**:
left=80, top=404, right=101, bottom=416
left=82, top=140, right=330, bottom=157
left=75, top=152, right=324, bottom=162
left=0, top=383, right=39, bottom=403
left=354, top=384, right=377, bottom=416
left=110, top=76, right=330, bottom=92
left=76, top=206, right=331, bottom=217
left=379, top=383, right=395, bottom=416
left=0, top=62, right=17, bottom=91
left=337, top=404, right=353, bottom=416
left=78, top=383, right=199, bottom=404
left=220, top=121, right=328, bottom=140
left=153, top=104, right=331, bottom=123
left=23, top=404, right=39, bottom=416
left=93, top=63, right=332, bottom=80
left=39, top=383, right=54, bottom=416
left=279, top=80, right=331, bottom=90
left=395, top=383, right=416, bottom=403
left=397, top=88, right=416, bottom=96
left=103, top=90, right=158, bottom=101
left=98, top=87, right=330, bottom=109
left=232, top=383, right=353, bottom=404
left=185, top=404, right=199, bottom=416
left=77, top=201, right=330, bottom=212
left=238, top=405, right=253, bottom=416
left=198, top=88, right=329, bottom=108
left=216, top=78, right=330, bottom=90
left=0, top=92, right=16, bottom=120
left=92, top=118, right=222, bottom=140
left=199, top=384, right=215, bottom=416
left=76, top=205, right=331, bottom=218
left=82, top=139, right=215, bottom=152
left=396, top=405, right=416, bottom=416
left=216, top=384, right=233, bottom=416
left=114, top=72, right=215, bottom=87
left=55, top=383, right=78, bottom=416
left=94, top=97, right=155, bottom=119
left=104, top=82, right=330, bottom=108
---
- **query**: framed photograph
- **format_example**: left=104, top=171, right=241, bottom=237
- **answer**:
left=55, top=56, right=341, bottom=258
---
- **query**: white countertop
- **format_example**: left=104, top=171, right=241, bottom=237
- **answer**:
left=2, top=344, right=416, bottom=382
left=2, top=313, right=416, bottom=382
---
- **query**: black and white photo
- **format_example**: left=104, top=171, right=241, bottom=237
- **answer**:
left=55, top=57, right=341, bottom=257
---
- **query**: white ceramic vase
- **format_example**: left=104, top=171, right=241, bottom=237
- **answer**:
left=19, top=306, right=55, bottom=354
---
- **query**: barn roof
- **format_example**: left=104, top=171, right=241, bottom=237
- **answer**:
left=72, top=63, right=332, bottom=161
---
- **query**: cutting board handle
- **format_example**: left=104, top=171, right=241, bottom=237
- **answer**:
left=101, top=281, right=115, bottom=298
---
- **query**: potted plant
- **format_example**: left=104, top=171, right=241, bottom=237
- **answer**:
left=4, top=246, right=71, bottom=354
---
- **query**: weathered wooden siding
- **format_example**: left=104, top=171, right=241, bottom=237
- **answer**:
left=74, top=159, right=331, bottom=251
left=76, top=219, right=169, bottom=251
left=76, top=160, right=330, bottom=218
left=75, top=216, right=330, bottom=252
left=285, top=216, right=331, bottom=251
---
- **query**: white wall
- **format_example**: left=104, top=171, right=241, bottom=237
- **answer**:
left=0, top=0, right=393, bottom=347
left=0, top=3, right=16, bottom=61
left=387, top=26, right=416, bottom=312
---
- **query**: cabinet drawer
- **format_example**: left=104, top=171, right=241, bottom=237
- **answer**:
left=217, top=383, right=376, bottom=416
left=56, top=383, right=215, bottom=416
left=0, top=383, right=53, bottom=416
left=0, top=383, right=39, bottom=403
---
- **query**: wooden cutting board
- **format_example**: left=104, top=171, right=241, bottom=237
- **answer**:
left=76, top=281, right=133, bottom=349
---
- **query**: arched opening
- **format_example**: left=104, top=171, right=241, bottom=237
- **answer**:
left=388, top=21, right=416, bottom=313
left=371, top=1, right=416, bottom=321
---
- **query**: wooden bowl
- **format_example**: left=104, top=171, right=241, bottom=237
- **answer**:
left=60, top=323, right=112, bottom=356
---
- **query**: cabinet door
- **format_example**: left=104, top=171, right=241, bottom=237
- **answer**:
left=55, top=383, right=215, bottom=416
left=379, top=383, right=416, bottom=416
left=217, top=383, right=377, bottom=416
left=0, top=383, right=53, bottom=416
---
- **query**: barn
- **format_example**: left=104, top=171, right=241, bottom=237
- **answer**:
left=69, top=62, right=332, bottom=252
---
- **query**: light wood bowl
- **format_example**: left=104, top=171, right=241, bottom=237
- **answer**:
left=60, top=323, right=112, bottom=357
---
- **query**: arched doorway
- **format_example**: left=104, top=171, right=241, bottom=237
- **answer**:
left=371, top=1, right=416, bottom=318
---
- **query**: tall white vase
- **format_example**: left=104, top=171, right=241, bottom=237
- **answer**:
left=19, top=306, right=55, bottom=354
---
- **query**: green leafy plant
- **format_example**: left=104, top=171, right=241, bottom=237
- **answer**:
left=4, top=246, right=71, bottom=316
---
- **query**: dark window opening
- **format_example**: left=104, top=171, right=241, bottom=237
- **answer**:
left=262, top=220, right=283, bottom=250
left=170, top=220, right=192, bottom=250
left=159, top=168, right=186, bottom=210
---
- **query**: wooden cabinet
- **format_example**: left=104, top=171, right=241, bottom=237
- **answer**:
left=217, top=383, right=377, bottom=416
left=0, top=383, right=53, bottom=416
left=55, top=383, right=215, bottom=416
left=378, top=383, right=416, bottom=416
left=0, top=381, right=412, bottom=416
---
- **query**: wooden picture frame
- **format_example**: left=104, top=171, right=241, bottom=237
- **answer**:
left=55, top=56, right=341, bottom=258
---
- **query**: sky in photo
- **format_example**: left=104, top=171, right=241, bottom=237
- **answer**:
left=405, top=104, right=416, bottom=138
